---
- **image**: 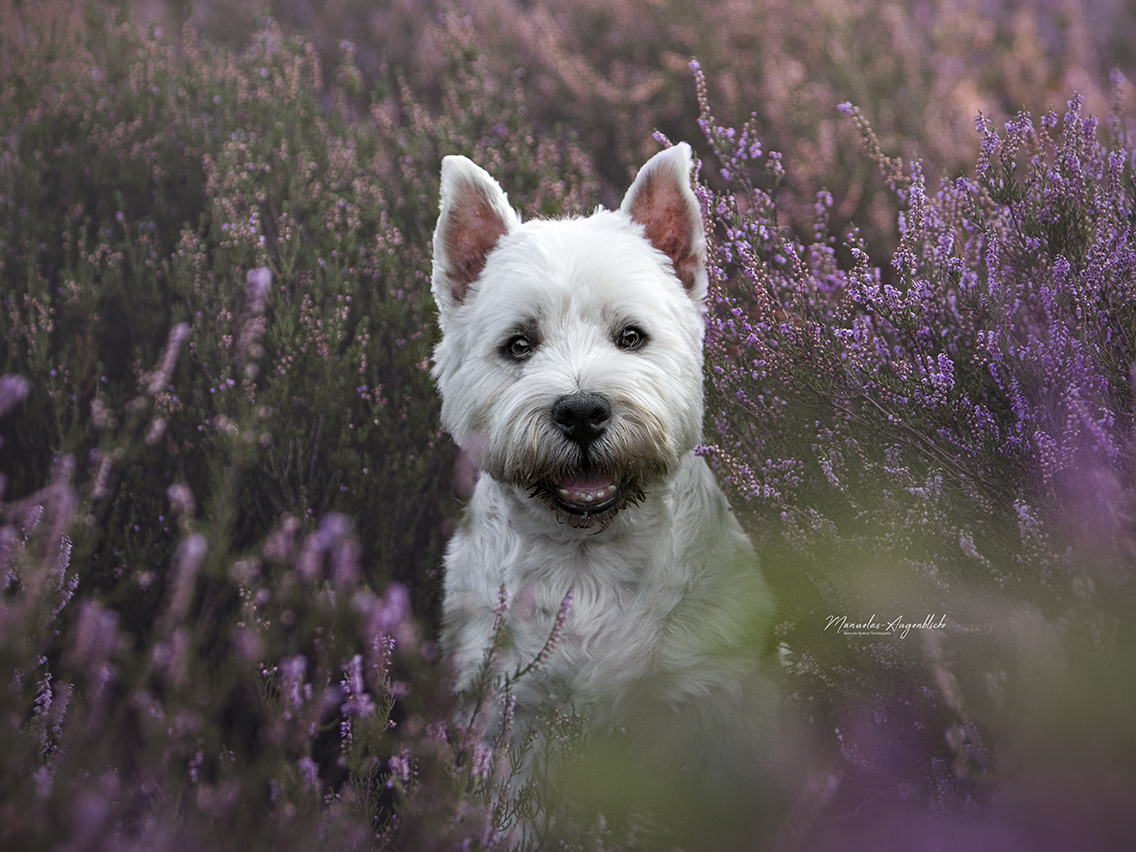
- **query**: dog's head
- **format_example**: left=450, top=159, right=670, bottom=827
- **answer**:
left=431, top=144, right=709, bottom=528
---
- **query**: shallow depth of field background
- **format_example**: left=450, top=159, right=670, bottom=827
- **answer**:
left=2, top=1, right=1136, bottom=849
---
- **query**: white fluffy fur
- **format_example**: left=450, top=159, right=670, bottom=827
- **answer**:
left=430, top=145, right=772, bottom=771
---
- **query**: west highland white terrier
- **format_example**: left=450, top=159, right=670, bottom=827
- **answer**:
left=430, top=144, right=773, bottom=785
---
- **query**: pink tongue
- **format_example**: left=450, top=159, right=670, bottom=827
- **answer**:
left=557, top=472, right=614, bottom=491
left=555, top=472, right=618, bottom=507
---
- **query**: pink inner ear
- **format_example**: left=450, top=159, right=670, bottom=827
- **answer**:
left=628, top=171, right=699, bottom=293
left=442, top=181, right=508, bottom=303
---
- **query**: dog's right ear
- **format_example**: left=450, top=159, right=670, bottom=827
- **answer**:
left=432, top=156, right=520, bottom=318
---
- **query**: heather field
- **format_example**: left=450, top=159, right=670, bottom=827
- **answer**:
left=2, top=1, right=1136, bottom=849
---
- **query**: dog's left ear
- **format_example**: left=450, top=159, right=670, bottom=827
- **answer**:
left=620, top=142, right=708, bottom=303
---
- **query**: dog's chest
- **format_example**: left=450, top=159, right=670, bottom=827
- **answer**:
left=504, top=535, right=685, bottom=697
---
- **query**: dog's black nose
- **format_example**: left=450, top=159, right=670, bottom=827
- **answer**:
left=551, top=392, right=611, bottom=446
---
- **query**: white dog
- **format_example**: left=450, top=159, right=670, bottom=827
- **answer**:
left=430, top=144, right=773, bottom=783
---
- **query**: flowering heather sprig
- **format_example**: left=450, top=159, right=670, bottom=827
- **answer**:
left=68, top=600, right=120, bottom=672
left=296, top=513, right=360, bottom=587
left=146, top=323, right=191, bottom=395
left=691, top=60, right=765, bottom=185
left=838, top=101, right=910, bottom=196
left=700, top=75, right=1136, bottom=548
left=166, top=483, right=196, bottom=519
left=513, top=590, right=574, bottom=680
left=49, top=535, right=76, bottom=621
left=235, top=266, right=271, bottom=388
left=279, top=655, right=309, bottom=714
left=386, top=748, right=412, bottom=790
left=368, top=581, right=414, bottom=645
left=693, top=52, right=1136, bottom=835
left=340, top=653, right=376, bottom=717
left=162, top=533, right=207, bottom=629
left=0, top=374, right=31, bottom=420
left=492, top=583, right=509, bottom=636
left=298, top=756, right=320, bottom=793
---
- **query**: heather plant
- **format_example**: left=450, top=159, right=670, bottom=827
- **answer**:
left=183, top=0, right=1135, bottom=258
left=0, top=2, right=599, bottom=602
left=4, top=1, right=1136, bottom=848
left=692, top=59, right=1136, bottom=841
left=0, top=4, right=602, bottom=849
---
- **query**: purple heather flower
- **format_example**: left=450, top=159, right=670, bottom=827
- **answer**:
left=298, top=757, right=320, bottom=792
left=386, top=748, right=412, bottom=788
left=147, top=323, right=190, bottom=395
left=340, top=654, right=375, bottom=717
left=245, top=267, right=271, bottom=315
left=0, top=374, right=30, bottom=419
left=363, top=582, right=415, bottom=649
left=70, top=601, right=120, bottom=670
left=297, top=513, right=358, bottom=585
left=279, top=655, right=308, bottom=711
left=519, top=589, right=574, bottom=676
left=164, top=534, right=206, bottom=627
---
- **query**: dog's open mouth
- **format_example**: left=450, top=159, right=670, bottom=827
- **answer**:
left=552, top=471, right=620, bottom=514
left=526, top=468, right=642, bottom=529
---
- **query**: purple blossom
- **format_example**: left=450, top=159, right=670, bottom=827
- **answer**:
left=147, top=323, right=190, bottom=395
left=69, top=601, right=120, bottom=670
left=373, top=582, right=410, bottom=635
left=340, top=654, right=375, bottom=717
left=163, top=534, right=206, bottom=628
left=296, top=513, right=359, bottom=586
left=279, top=655, right=308, bottom=711
left=386, top=748, right=412, bottom=789
left=297, top=756, right=320, bottom=792
left=245, top=267, right=271, bottom=315
left=515, top=589, right=574, bottom=678
left=0, top=374, right=30, bottom=419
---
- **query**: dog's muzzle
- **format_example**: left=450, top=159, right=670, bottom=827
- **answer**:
left=532, top=392, right=630, bottom=523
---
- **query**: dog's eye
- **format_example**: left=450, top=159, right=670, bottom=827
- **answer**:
left=503, top=334, right=534, bottom=361
left=615, top=326, right=646, bottom=351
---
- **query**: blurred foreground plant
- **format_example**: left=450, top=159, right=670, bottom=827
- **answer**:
left=693, top=59, right=1136, bottom=845
left=0, top=5, right=600, bottom=849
